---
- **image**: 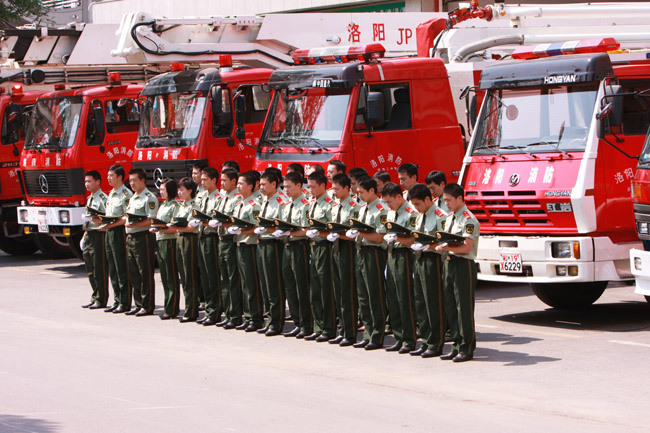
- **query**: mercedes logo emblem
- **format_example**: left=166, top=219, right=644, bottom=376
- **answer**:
left=508, top=173, right=520, bottom=187
left=153, top=167, right=164, bottom=190
left=38, top=174, right=49, bottom=194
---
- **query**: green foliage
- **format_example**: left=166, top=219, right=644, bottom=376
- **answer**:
left=0, top=0, right=51, bottom=24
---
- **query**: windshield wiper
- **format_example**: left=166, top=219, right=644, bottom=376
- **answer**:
left=301, top=137, right=329, bottom=153
left=276, top=136, right=304, bottom=151
left=262, top=138, right=283, bottom=153
left=499, top=144, right=537, bottom=160
left=527, top=140, right=569, bottom=156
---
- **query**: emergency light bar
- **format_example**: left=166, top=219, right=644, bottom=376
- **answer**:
left=512, top=38, right=620, bottom=60
left=11, top=84, right=23, bottom=95
left=292, top=44, right=385, bottom=65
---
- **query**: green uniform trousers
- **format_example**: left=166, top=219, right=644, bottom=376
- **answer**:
left=281, top=244, right=296, bottom=323
left=257, top=245, right=269, bottom=317
left=414, top=252, right=445, bottom=353
left=157, top=238, right=180, bottom=317
left=283, top=240, right=312, bottom=334
left=126, top=231, right=156, bottom=312
left=357, top=246, right=387, bottom=345
left=83, top=229, right=108, bottom=306
left=386, top=248, right=417, bottom=347
left=236, top=243, right=263, bottom=327
left=177, top=233, right=199, bottom=319
left=258, top=239, right=285, bottom=331
left=218, top=237, right=242, bottom=325
left=444, top=256, right=477, bottom=356
left=332, top=239, right=358, bottom=340
left=310, top=241, right=337, bottom=336
left=105, top=226, right=131, bottom=310
left=198, top=234, right=222, bottom=320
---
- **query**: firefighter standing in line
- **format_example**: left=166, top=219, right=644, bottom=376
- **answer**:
left=124, top=168, right=158, bottom=316
left=101, top=164, right=133, bottom=314
left=346, top=176, right=389, bottom=350
left=382, top=182, right=418, bottom=354
left=191, top=162, right=208, bottom=311
left=407, top=184, right=447, bottom=358
left=172, top=177, right=200, bottom=323
left=397, top=163, right=419, bottom=201
left=425, top=170, right=449, bottom=213
left=435, top=183, right=480, bottom=363
left=80, top=170, right=109, bottom=309
left=153, top=179, right=181, bottom=320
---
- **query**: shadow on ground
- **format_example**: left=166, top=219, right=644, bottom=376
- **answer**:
left=492, top=302, right=650, bottom=333
left=476, top=281, right=533, bottom=302
left=0, top=414, right=59, bottom=433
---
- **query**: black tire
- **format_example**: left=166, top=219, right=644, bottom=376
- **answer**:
left=0, top=234, right=38, bottom=255
left=530, top=281, right=608, bottom=309
left=644, top=296, right=650, bottom=304
left=67, top=232, right=84, bottom=261
left=34, top=233, right=75, bottom=259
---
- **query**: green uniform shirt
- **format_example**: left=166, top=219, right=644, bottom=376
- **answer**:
left=155, top=199, right=179, bottom=240
left=282, top=193, right=310, bottom=241
left=175, top=199, right=199, bottom=234
left=414, top=203, right=446, bottom=255
left=259, top=191, right=287, bottom=240
left=444, top=205, right=480, bottom=260
left=105, top=184, right=132, bottom=217
left=195, top=185, right=207, bottom=205
left=252, top=189, right=264, bottom=205
left=84, top=189, right=108, bottom=231
left=233, top=195, right=261, bottom=245
left=216, top=189, right=242, bottom=237
left=434, top=196, right=450, bottom=214
left=359, top=197, right=388, bottom=248
left=387, top=200, right=418, bottom=249
left=199, top=188, right=222, bottom=235
left=125, top=188, right=159, bottom=234
left=308, top=193, right=334, bottom=241
left=332, top=195, right=360, bottom=223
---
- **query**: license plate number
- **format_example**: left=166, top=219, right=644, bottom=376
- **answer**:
left=38, top=216, right=48, bottom=233
left=499, top=253, right=522, bottom=273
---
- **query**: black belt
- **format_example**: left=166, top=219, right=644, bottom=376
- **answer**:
left=311, top=240, right=330, bottom=246
left=259, top=238, right=282, bottom=244
left=107, top=225, right=125, bottom=232
left=287, top=239, right=309, bottom=244
left=180, top=232, right=198, bottom=237
left=127, top=230, right=149, bottom=237
left=359, top=245, right=381, bottom=250
left=219, top=235, right=234, bottom=241
left=201, top=232, right=219, bottom=238
left=447, top=254, right=467, bottom=261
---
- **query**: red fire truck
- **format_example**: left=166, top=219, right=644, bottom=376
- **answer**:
left=131, top=58, right=272, bottom=190
left=0, top=85, right=45, bottom=256
left=17, top=73, right=143, bottom=258
left=250, top=44, right=465, bottom=179
left=460, top=40, right=650, bottom=308
left=629, top=135, right=650, bottom=303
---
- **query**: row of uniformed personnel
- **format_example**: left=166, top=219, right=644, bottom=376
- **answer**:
left=81, top=161, right=479, bottom=362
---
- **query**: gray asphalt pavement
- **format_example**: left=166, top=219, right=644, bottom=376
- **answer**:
left=1, top=251, right=649, bottom=433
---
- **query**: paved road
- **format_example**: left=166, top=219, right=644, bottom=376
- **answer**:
left=1, top=252, right=649, bottom=433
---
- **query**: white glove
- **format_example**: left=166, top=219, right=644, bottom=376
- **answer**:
left=208, top=220, right=221, bottom=228
left=327, top=232, right=339, bottom=242
left=306, top=229, right=319, bottom=238
left=81, top=214, right=93, bottom=222
left=189, top=219, right=201, bottom=227
left=228, top=226, right=241, bottom=235
left=345, top=229, right=359, bottom=239
left=411, top=243, right=425, bottom=251
left=254, top=227, right=267, bottom=234
left=79, top=236, right=86, bottom=251
left=383, top=233, right=397, bottom=243
left=272, top=230, right=289, bottom=238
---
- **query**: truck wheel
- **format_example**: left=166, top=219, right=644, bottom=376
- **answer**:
left=67, top=233, right=85, bottom=261
left=0, top=235, right=38, bottom=255
left=530, top=281, right=607, bottom=309
left=34, top=234, right=75, bottom=259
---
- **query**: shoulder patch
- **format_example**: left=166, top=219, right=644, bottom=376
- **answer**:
left=405, top=206, right=414, bottom=214
left=249, top=199, right=256, bottom=206
left=349, top=200, right=357, bottom=207
left=410, top=216, right=417, bottom=227
left=466, top=224, right=475, bottom=234
left=435, top=208, right=446, bottom=217
left=324, top=196, right=333, bottom=204
left=301, top=198, right=309, bottom=206
left=276, top=196, right=284, bottom=205
left=146, top=192, right=152, bottom=197
left=463, top=210, right=472, bottom=219
left=380, top=214, right=387, bottom=225
left=235, top=193, right=242, bottom=198
left=376, top=203, right=384, bottom=211
left=149, top=202, right=155, bottom=210
left=123, top=189, right=129, bottom=195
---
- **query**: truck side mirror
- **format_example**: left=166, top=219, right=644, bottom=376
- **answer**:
left=366, top=92, right=385, bottom=128
left=87, top=101, right=106, bottom=147
left=597, top=85, right=623, bottom=138
left=234, top=92, right=246, bottom=140
left=210, top=86, right=223, bottom=114
left=2, top=103, right=20, bottom=145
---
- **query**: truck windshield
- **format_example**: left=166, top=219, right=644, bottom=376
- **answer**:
left=138, top=92, right=206, bottom=147
left=638, top=128, right=650, bottom=168
left=263, top=88, right=350, bottom=148
left=472, top=85, right=598, bottom=155
left=24, top=96, right=83, bottom=150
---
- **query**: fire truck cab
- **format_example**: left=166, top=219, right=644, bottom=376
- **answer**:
left=629, top=130, right=650, bottom=304
left=0, top=85, right=44, bottom=256
left=251, top=44, right=465, bottom=179
left=17, top=75, right=143, bottom=258
left=131, top=59, right=272, bottom=191
left=461, top=41, right=650, bottom=308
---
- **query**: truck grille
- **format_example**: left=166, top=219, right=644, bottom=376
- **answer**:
left=132, top=159, right=208, bottom=195
left=466, top=190, right=550, bottom=227
left=22, top=169, right=85, bottom=197
left=633, top=202, right=650, bottom=240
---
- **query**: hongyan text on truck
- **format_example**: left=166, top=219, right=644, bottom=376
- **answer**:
left=131, top=57, right=272, bottom=192
left=250, top=44, right=465, bottom=180
left=17, top=74, right=143, bottom=259
left=460, top=39, right=650, bottom=308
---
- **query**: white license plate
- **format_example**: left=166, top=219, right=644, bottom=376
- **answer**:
left=38, top=217, right=48, bottom=233
left=499, top=253, right=522, bottom=274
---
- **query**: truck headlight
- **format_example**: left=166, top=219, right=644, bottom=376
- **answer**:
left=635, top=257, right=642, bottom=271
left=551, top=242, right=572, bottom=258
left=59, top=210, right=70, bottom=224
left=639, top=221, right=649, bottom=235
left=19, top=209, right=28, bottom=223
